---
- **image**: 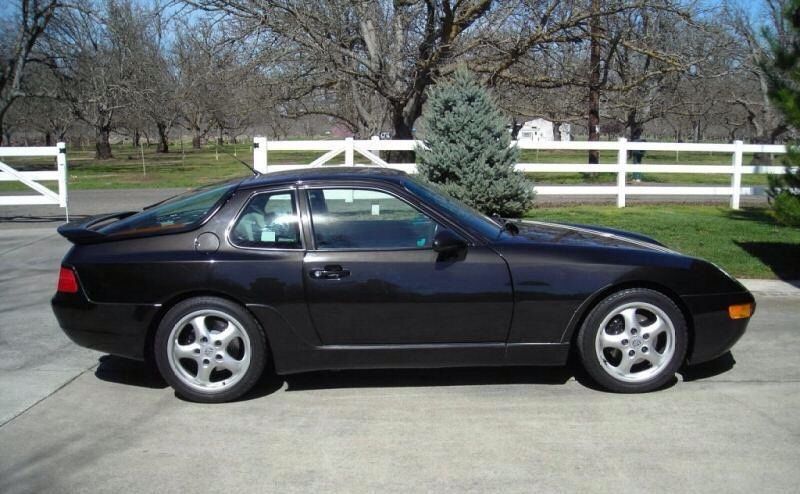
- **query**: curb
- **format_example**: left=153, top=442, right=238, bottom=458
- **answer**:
left=740, top=279, right=800, bottom=298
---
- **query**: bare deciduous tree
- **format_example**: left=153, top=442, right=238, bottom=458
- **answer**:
left=482, top=1, right=702, bottom=162
left=725, top=0, right=790, bottom=145
left=6, top=64, right=72, bottom=145
left=0, top=0, right=58, bottom=145
left=174, top=19, right=255, bottom=149
left=45, top=0, right=148, bottom=158
left=2, top=0, right=791, bottom=157
left=128, top=6, right=182, bottom=153
left=186, top=0, right=502, bottom=140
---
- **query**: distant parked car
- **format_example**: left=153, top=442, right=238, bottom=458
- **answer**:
left=52, top=168, right=754, bottom=402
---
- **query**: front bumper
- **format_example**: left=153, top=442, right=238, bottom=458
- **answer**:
left=52, top=291, right=160, bottom=361
left=682, top=291, right=755, bottom=365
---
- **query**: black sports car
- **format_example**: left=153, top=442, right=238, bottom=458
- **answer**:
left=52, top=168, right=754, bottom=402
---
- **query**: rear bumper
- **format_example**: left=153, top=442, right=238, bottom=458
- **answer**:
left=682, top=291, right=755, bottom=365
left=52, top=292, right=159, bottom=361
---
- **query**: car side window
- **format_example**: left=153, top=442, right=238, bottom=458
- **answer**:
left=231, top=191, right=302, bottom=249
left=308, top=188, right=437, bottom=249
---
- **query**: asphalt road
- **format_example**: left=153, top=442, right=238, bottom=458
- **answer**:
left=0, top=226, right=798, bottom=493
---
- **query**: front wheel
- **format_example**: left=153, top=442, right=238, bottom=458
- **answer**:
left=577, top=288, right=688, bottom=393
left=154, top=297, right=267, bottom=403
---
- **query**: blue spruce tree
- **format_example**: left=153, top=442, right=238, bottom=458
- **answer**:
left=416, top=68, right=534, bottom=217
left=764, top=0, right=800, bottom=226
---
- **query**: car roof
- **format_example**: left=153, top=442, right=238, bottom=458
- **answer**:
left=238, top=166, right=409, bottom=190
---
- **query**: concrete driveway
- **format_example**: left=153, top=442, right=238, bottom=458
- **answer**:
left=0, top=224, right=798, bottom=493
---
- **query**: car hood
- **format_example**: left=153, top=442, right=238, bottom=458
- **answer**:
left=501, top=219, right=676, bottom=253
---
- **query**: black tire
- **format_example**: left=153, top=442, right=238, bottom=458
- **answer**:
left=577, top=288, right=688, bottom=393
left=154, top=296, right=267, bottom=403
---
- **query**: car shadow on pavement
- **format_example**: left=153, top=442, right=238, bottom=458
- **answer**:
left=93, top=355, right=288, bottom=400
left=94, top=355, right=168, bottom=389
left=94, top=352, right=731, bottom=400
left=93, top=356, right=580, bottom=401
left=680, top=351, right=737, bottom=382
left=282, top=365, right=574, bottom=394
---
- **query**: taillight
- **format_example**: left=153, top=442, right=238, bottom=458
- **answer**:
left=57, top=267, right=79, bottom=293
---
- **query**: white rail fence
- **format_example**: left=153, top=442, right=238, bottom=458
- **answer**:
left=0, top=142, right=68, bottom=217
left=253, top=137, right=790, bottom=209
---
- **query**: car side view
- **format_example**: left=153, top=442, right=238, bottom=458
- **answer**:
left=52, top=168, right=755, bottom=402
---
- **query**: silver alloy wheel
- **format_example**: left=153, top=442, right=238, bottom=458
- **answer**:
left=594, top=302, right=676, bottom=383
left=166, top=309, right=252, bottom=393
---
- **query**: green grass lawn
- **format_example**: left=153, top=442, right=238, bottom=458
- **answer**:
left=0, top=143, right=328, bottom=190
left=0, top=142, right=778, bottom=191
left=526, top=205, right=800, bottom=280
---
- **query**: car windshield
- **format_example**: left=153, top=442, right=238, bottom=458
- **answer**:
left=403, top=177, right=501, bottom=239
left=99, top=181, right=238, bottom=236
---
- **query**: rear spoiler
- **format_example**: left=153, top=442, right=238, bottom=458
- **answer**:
left=57, top=211, right=138, bottom=244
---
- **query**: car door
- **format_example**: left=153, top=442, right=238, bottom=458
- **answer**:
left=301, top=185, right=513, bottom=345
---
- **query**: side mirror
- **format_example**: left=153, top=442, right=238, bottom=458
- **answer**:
left=432, top=229, right=467, bottom=255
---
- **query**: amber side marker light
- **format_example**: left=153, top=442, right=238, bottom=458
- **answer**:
left=728, top=303, right=754, bottom=320
left=57, top=267, right=79, bottom=294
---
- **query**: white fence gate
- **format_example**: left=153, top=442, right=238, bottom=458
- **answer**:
left=0, top=142, right=68, bottom=218
left=253, top=137, right=790, bottom=210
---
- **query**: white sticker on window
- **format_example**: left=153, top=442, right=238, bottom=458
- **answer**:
left=371, top=204, right=380, bottom=216
left=261, top=230, right=276, bottom=242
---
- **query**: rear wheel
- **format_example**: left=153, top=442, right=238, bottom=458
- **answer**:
left=154, top=297, right=267, bottom=403
left=577, top=288, right=688, bottom=393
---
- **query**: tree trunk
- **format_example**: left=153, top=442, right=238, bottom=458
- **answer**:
left=0, top=116, right=11, bottom=146
left=510, top=117, right=523, bottom=138
left=192, top=133, right=202, bottom=149
left=627, top=111, right=643, bottom=141
left=95, top=127, right=113, bottom=159
left=44, top=131, right=53, bottom=147
left=752, top=133, right=773, bottom=165
left=389, top=109, right=415, bottom=163
left=587, top=0, right=601, bottom=165
left=133, top=128, right=141, bottom=148
left=156, top=122, right=169, bottom=153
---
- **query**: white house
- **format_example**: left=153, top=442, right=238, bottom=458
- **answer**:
left=516, top=119, right=572, bottom=142
left=517, top=118, right=553, bottom=142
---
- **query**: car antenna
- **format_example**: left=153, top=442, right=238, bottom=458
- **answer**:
left=220, top=146, right=261, bottom=176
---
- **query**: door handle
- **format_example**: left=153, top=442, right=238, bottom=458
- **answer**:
left=309, top=265, right=350, bottom=280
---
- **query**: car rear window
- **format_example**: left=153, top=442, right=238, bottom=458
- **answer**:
left=99, top=182, right=236, bottom=237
